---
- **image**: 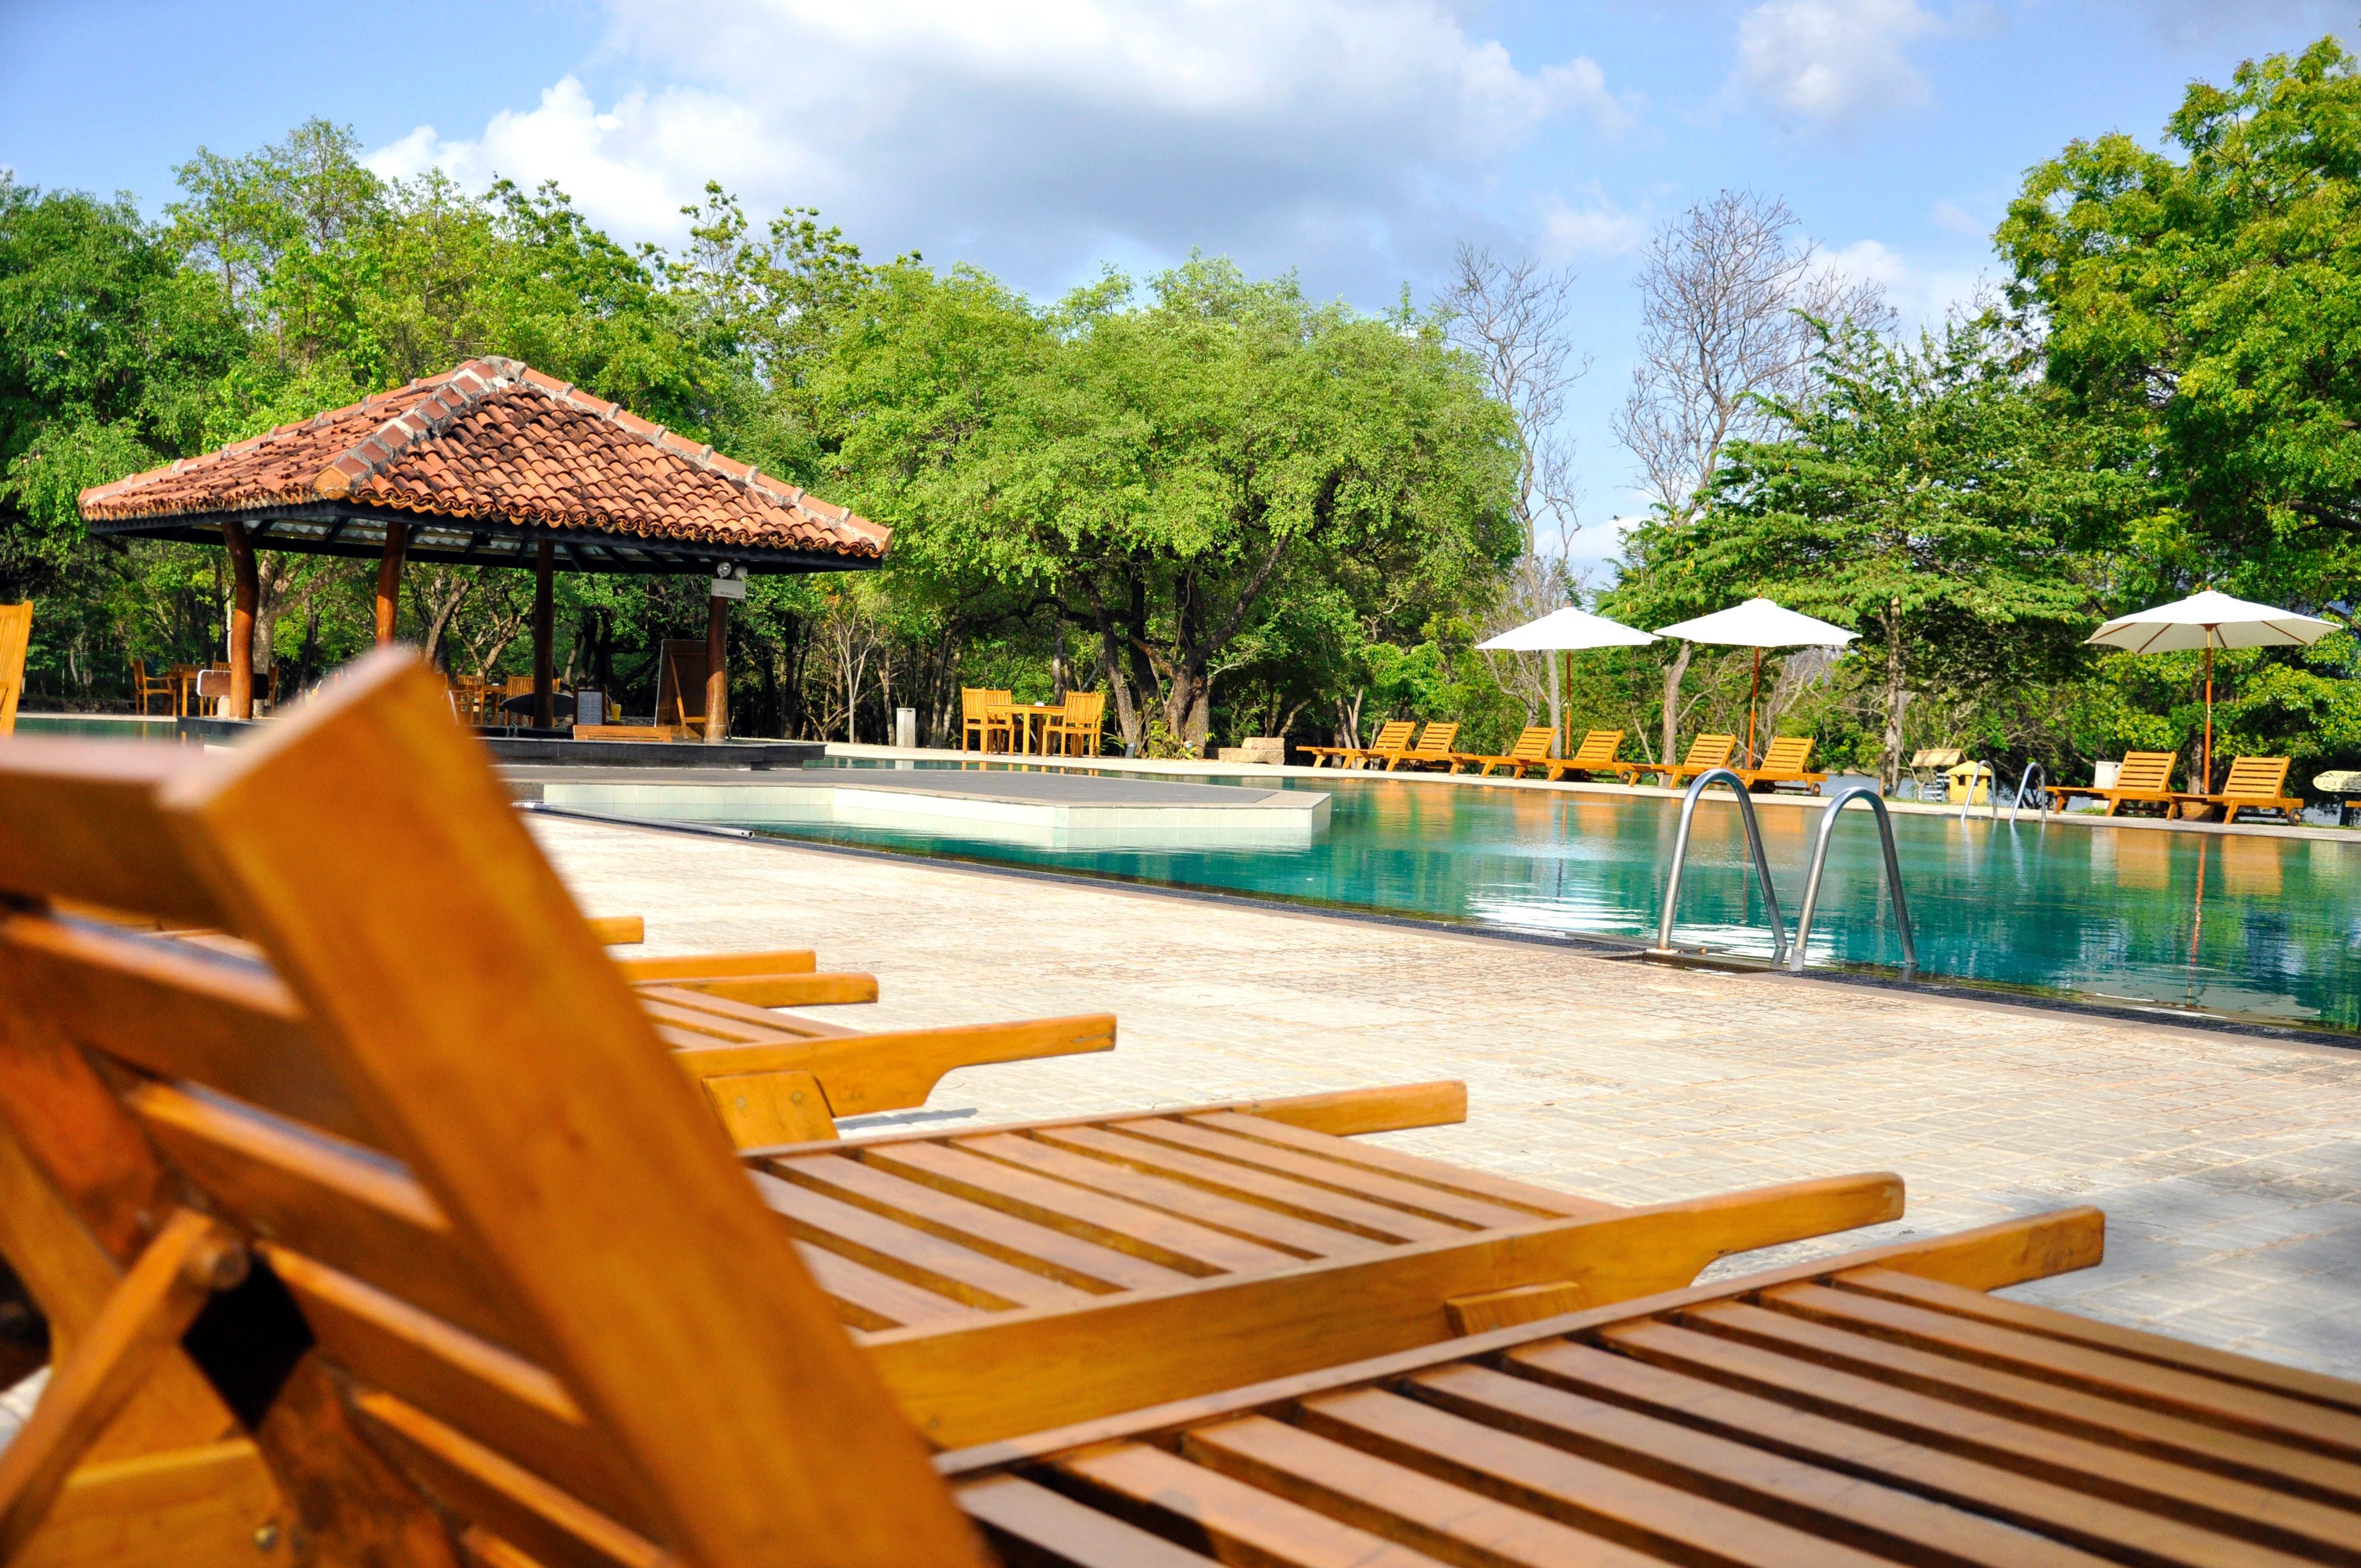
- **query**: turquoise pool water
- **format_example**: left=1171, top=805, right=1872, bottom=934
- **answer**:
left=730, top=761, right=2361, bottom=1033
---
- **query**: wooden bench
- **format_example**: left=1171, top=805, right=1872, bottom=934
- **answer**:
left=1301, top=718, right=1414, bottom=770
left=2060, top=749, right=2179, bottom=816
left=1383, top=721, right=1461, bottom=771
left=2176, top=755, right=2305, bottom=825
left=1734, top=733, right=1828, bottom=793
left=1543, top=726, right=1626, bottom=782
left=1619, top=731, right=1736, bottom=787
left=1449, top=725, right=1555, bottom=777
left=0, top=651, right=1922, bottom=1564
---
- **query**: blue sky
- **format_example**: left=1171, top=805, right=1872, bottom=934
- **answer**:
left=4, top=1, right=2352, bottom=574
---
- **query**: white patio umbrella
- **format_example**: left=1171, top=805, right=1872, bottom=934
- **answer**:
left=1655, top=597, right=1858, bottom=767
left=1478, top=606, right=1655, bottom=757
left=2087, top=589, right=2338, bottom=791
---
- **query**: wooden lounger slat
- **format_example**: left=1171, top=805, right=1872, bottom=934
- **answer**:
left=1407, top=1359, right=2104, bottom=1568
left=1500, top=1342, right=2199, bottom=1567
left=1618, top=1308, right=2352, bottom=1558
left=792, top=1242, right=984, bottom=1332
left=772, top=1153, right=1190, bottom=1293
left=949, top=1133, right=1364, bottom=1261
left=749, top=1170, right=1094, bottom=1313
left=1279, top=1390, right=1896, bottom=1568
left=1183, top=1409, right=1680, bottom=1567
left=262, top=1246, right=661, bottom=1539
left=1037, top=1123, right=1463, bottom=1245
left=0, top=741, right=229, bottom=928
left=346, top=1389, right=668, bottom=1568
left=858, top=1139, right=1290, bottom=1274
left=1057, top=1441, right=1447, bottom=1567
left=1182, top=1110, right=1611, bottom=1218
left=1836, top=1267, right=2361, bottom=1417
left=1761, top=1281, right=2361, bottom=1478
left=124, top=1082, right=524, bottom=1354
left=956, top=1473, right=1216, bottom=1567
left=1111, top=1115, right=1537, bottom=1230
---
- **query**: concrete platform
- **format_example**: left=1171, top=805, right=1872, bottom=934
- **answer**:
left=505, top=764, right=1329, bottom=850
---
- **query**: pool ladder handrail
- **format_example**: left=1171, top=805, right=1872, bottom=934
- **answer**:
left=2010, top=760, right=2050, bottom=825
left=1790, top=787, right=1917, bottom=979
left=1653, top=768, right=1788, bottom=967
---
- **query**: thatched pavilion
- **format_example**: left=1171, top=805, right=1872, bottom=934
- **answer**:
left=79, top=356, right=887, bottom=734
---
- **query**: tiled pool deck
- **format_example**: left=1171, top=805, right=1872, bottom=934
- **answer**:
left=537, top=813, right=2361, bottom=1384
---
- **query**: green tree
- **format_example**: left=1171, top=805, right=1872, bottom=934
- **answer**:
left=1999, top=34, right=2361, bottom=607
left=1613, top=314, right=2124, bottom=788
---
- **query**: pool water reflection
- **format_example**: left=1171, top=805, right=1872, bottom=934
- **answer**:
left=725, top=763, right=2361, bottom=1033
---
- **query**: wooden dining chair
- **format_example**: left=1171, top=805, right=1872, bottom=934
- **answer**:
left=131, top=657, right=179, bottom=717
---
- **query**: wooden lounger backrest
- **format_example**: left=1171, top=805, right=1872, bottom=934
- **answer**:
left=1506, top=726, right=1554, bottom=759
left=655, top=638, right=709, bottom=728
left=0, top=652, right=981, bottom=1566
left=1411, top=721, right=1458, bottom=754
left=1682, top=732, right=1737, bottom=768
left=1758, top=735, right=1813, bottom=771
left=1568, top=728, right=1622, bottom=766
left=2114, top=750, right=2177, bottom=792
left=1366, top=719, right=1416, bottom=751
left=0, top=602, right=29, bottom=736
left=2220, top=755, right=2292, bottom=797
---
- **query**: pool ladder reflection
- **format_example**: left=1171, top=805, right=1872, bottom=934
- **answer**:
left=1652, top=770, right=1917, bottom=979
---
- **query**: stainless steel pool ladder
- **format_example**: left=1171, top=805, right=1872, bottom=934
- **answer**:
left=2010, top=761, right=2050, bottom=825
left=1652, top=769, right=1788, bottom=967
left=1791, top=787, right=1917, bottom=979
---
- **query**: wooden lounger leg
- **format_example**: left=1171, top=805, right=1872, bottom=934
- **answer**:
left=0, top=1211, right=243, bottom=1559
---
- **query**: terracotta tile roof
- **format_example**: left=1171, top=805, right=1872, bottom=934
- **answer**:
left=79, top=357, right=886, bottom=565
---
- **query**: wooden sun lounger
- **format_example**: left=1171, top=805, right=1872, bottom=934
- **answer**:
left=1448, top=725, right=1555, bottom=777
left=3, top=680, right=2330, bottom=1568
left=1734, top=733, right=1828, bottom=793
left=0, top=651, right=1921, bottom=1564
left=1543, top=727, right=1626, bottom=782
left=2175, top=755, right=2304, bottom=824
left=1618, top=731, right=1737, bottom=787
left=2059, top=749, right=2178, bottom=816
left=1383, top=720, right=1459, bottom=770
left=1300, top=718, right=1415, bottom=770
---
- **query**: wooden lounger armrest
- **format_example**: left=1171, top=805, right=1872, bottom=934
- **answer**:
left=677, top=1013, right=1118, bottom=1119
left=1227, top=1080, right=1466, bottom=1136
left=935, top=1204, right=2103, bottom=1473
left=585, top=916, right=644, bottom=945
left=863, top=1170, right=1907, bottom=1446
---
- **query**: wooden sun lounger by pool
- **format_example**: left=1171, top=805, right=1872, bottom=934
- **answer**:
left=1448, top=725, right=1555, bottom=776
left=1301, top=717, right=1415, bottom=769
left=2176, top=755, right=2305, bottom=824
left=1384, top=720, right=1460, bottom=770
left=0, top=668, right=2332, bottom=1568
left=1619, top=731, right=1736, bottom=787
left=1734, top=734, right=1828, bottom=793
left=2060, top=749, right=2179, bottom=816
left=0, top=651, right=1927, bottom=1565
left=1543, top=727, right=1625, bottom=782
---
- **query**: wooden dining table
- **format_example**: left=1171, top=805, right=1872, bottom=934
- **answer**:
left=1001, top=701, right=1066, bottom=755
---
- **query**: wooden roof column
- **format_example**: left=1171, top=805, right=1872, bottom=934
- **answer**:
left=222, top=519, right=258, bottom=720
left=532, top=538, right=556, bottom=729
left=374, top=525, right=406, bottom=646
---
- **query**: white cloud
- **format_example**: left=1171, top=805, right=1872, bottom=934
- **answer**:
left=366, top=1, right=1628, bottom=296
left=1817, top=237, right=1983, bottom=325
left=1929, top=197, right=1984, bottom=237
left=1729, top=0, right=1940, bottom=133
left=1536, top=193, right=1650, bottom=259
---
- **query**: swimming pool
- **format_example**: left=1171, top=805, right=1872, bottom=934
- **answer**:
left=709, top=761, right=2361, bottom=1034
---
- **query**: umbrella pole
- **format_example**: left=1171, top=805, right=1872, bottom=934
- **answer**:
left=1748, top=649, right=1760, bottom=768
left=2202, top=644, right=2213, bottom=794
